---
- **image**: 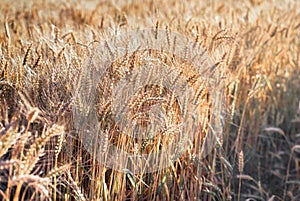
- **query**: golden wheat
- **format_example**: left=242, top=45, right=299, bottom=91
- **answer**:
left=0, top=0, right=299, bottom=200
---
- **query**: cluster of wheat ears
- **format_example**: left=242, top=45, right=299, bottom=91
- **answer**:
left=0, top=0, right=300, bottom=200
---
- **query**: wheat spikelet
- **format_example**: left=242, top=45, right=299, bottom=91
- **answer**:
left=238, top=151, right=244, bottom=173
left=0, top=57, right=6, bottom=77
left=11, top=175, right=50, bottom=196
left=47, top=164, right=70, bottom=178
left=0, top=122, right=19, bottom=158
left=22, top=44, right=32, bottom=66
left=0, top=160, right=19, bottom=171
left=30, top=182, right=50, bottom=199
left=20, top=124, right=64, bottom=174
left=66, top=171, right=86, bottom=201
left=101, top=129, right=109, bottom=153
left=4, top=17, right=11, bottom=47
left=21, top=147, right=45, bottom=175
left=219, top=131, right=224, bottom=145
left=54, top=125, right=66, bottom=162
left=155, top=21, right=159, bottom=39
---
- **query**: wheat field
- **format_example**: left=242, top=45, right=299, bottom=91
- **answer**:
left=0, top=0, right=300, bottom=200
